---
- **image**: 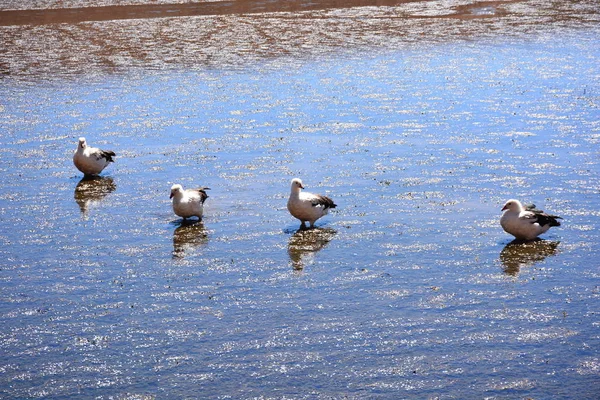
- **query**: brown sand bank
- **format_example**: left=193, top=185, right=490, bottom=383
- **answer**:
left=0, top=0, right=517, bottom=26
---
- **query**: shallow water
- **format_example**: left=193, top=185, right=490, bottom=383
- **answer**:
left=1, top=0, right=600, bottom=398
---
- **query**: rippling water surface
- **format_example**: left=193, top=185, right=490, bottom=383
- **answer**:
left=1, top=0, right=599, bottom=398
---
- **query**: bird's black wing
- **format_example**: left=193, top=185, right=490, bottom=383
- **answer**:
left=194, top=187, right=210, bottom=204
left=94, top=149, right=116, bottom=163
left=311, top=194, right=337, bottom=210
left=524, top=204, right=562, bottom=227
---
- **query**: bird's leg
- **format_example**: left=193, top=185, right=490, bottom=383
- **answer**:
left=300, top=221, right=307, bottom=230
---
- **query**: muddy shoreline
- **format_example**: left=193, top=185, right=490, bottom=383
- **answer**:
left=5, top=0, right=433, bottom=26
left=1, top=0, right=598, bottom=80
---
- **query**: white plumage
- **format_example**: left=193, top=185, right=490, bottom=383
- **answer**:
left=170, top=184, right=210, bottom=220
left=73, top=137, right=116, bottom=176
left=287, top=178, right=337, bottom=229
left=500, top=199, right=562, bottom=241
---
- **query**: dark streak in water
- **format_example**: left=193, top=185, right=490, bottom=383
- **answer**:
left=0, top=0, right=523, bottom=26
left=0, top=0, right=419, bottom=26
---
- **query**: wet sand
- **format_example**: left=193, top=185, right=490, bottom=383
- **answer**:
left=2, top=0, right=456, bottom=25
left=1, top=1, right=599, bottom=399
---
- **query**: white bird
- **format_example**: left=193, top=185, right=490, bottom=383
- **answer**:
left=500, top=199, right=562, bottom=241
left=73, top=137, right=116, bottom=176
left=170, top=184, right=210, bottom=220
left=287, top=178, right=337, bottom=229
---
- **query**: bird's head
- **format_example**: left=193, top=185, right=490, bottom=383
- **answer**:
left=78, top=137, right=87, bottom=149
left=502, top=199, right=523, bottom=212
left=170, top=184, right=183, bottom=199
left=291, top=178, right=304, bottom=190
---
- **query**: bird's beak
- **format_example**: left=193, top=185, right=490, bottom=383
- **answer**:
left=300, top=184, right=305, bottom=189
left=501, top=205, right=508, bottom=211
left=170, top=193, right=174, bottom=199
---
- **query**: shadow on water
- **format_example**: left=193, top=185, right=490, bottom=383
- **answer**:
left=287, top=227, right=337, bottom=271
left=172, top=221, right=208, bottom=259
left=499, top=239, right=560, bottom=276
left=73, top=176, right=116, bottom=217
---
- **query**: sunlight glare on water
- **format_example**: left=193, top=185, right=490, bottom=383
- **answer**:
left=0, top=0, right=599, bottom=398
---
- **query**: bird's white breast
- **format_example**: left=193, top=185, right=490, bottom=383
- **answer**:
left=74, top=149, right=109, bottom=175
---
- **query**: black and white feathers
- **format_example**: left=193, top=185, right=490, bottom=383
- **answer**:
left=287, top=178, right=337, bottom=228
left=73, top=137, right=116, bottom=176
left=500, top=199, right=562, bottom=241
left=170, top=184, right=210, bottom=220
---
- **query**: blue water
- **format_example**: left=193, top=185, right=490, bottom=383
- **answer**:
left=1, top=13, right=599, bottom=400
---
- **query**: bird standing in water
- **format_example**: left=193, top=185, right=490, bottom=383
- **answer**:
left=500, top=199, right=562, bottom=241
left=287, top=178, right=337, bottom=229
left=73, top=137, right=116, bottom=176
left=170, top=184, right=210, bottom=221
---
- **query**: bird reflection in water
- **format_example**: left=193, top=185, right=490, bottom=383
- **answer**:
left=287, top=227, right=337, bottom=271
left=74, top=176, right=116, bottom=217
left=172, top=221, right=208, bottom=259
left=499, top=239, right=560, bottom=276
